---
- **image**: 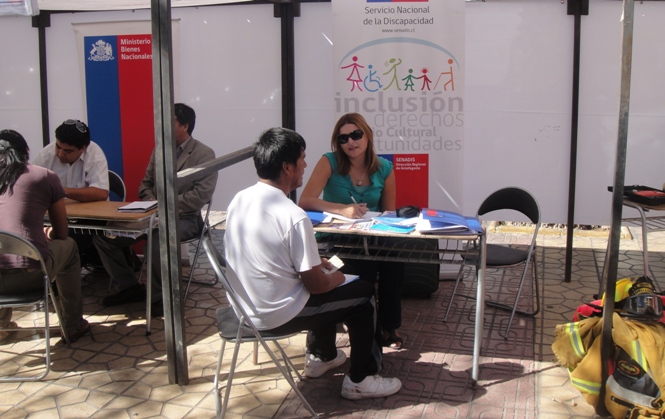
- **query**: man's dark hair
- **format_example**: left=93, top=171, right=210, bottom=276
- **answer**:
left=253, top=127, right=306, bottom=181
left=55, top=119, right=91, bottom=149
left=0, top=129, right=30, bottom=196
left=175, top=103, right=196, bottom=135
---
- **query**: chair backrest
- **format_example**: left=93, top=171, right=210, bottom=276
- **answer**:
left=0, top=231, right=48, bottom=274
left=203, top=238, right=255, bottom=322
left=205, top=237, right=281, bottom=342
left=108, top=170, right=126, bottom=202
left=477, top=187, right=540, bottom=225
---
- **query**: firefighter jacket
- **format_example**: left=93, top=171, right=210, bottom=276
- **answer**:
left=552, top=313, right=665, bottom=418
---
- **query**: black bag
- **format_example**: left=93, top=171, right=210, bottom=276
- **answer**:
left=394, top=237, right=440, bottom=298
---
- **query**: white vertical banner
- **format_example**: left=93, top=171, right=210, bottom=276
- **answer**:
left=333, top=0, right=465, bottom=211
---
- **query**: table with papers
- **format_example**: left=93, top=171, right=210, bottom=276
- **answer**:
left=49, top=200, right=158, bottom=334
left=314, top=221, right=487, bottom=384
left=217, top=210, right=486, bottom=383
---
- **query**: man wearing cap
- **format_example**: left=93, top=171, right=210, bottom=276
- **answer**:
left=32, top=119, right=109, bottom=202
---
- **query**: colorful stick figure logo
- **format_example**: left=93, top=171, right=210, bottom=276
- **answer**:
left=341, top=56, right=364, bottom=92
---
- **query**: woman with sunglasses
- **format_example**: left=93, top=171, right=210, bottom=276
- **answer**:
left=299, top=113, right=405, bottom=349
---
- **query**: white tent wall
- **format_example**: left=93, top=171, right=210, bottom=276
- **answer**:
left=576, top=1, right=665, bottom=224
left=1, top=0, right=664, bottom=224
left=462, top=0, right=665, bottom=226
left=1, top=16, right=42, bottom=154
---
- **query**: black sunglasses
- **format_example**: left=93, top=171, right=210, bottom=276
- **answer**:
left=337, top=129, right=364, bottom=145
left=64, top=119, right=88, bottom=134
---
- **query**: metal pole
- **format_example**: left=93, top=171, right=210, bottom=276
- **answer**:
left=151, top=0, right=188, bottom=385
left=564, top=0, right=588, bottom=283
left=597, top=0, right=634, bottom=414
left=275, top=0, right=299, bottom=203
left=32, top=12, right=51, bottom=148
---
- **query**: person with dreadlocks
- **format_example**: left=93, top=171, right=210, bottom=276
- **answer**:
left=0, top=129, right=89, bottom=343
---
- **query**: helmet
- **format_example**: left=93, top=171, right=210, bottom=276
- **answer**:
left=620, top=293, right=664, bottom=321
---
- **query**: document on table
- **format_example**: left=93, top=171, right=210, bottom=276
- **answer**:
left=323, top=211, right=382, bottom=223
left=338, top=274, right=359, bottom=287
left=118, top=200, right=158, bottom=212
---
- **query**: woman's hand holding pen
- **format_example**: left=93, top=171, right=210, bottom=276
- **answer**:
left=346, top=191, right=368, bottom=218
left=338, top=203, right=367, bottom=219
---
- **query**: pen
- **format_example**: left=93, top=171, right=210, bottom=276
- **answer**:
left=348, top=191, right=358, bottom=204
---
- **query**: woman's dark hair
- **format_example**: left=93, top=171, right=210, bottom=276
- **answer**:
left=0, top=129, right=29, bottom=196
left=253, top=127, right=306, bottom=181
left=330, top=112, right=380, bottom=175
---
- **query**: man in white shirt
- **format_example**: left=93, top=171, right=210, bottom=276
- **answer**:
left=32, top=119, right=109, bottom=202
left=224, top=127, right=401, bottom=400
left=33, top=119, right=110, bottom=266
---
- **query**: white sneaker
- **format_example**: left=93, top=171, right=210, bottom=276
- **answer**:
left=341, top=374, right=402, bottom=400
left=304, top=349, right=347, bottom=378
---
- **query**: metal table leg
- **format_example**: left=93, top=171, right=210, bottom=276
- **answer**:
left=472, top=231, right=486, bottom=384
left=145, top=213, right=155, bottom=335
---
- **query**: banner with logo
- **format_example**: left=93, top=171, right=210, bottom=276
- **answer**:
left=0, top=0, right=37, bottom=16
left=74, top=21, right=180, bottom=201
left=333, top=0, right=464, bottom=211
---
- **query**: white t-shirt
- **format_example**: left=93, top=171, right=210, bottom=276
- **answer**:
left=32, top=141, right=109, bottom=191
left=224, top=182, right=321, bottom=330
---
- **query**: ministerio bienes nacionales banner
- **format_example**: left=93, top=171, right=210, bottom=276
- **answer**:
left=83, top=34, right=155, bottom=201
left=333, top=0, right=464, bottom=211
left=74, top=21, right=179, bottom=202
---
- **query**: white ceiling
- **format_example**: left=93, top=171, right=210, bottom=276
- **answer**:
left=38, top=0, right=250, bottom=11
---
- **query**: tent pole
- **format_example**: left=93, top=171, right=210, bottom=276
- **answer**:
left=151, top=0, right=189, bottom=385
left=597, top=0, right=634, bottom=414
left=564, top=0, right=588, bottom=283
left=32, top=12, right=51, bottom=148
left=275, top=0, right=300, bottom=203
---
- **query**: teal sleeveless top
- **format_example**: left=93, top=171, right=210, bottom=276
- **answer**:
left=321, top=152, right=393, bottom=212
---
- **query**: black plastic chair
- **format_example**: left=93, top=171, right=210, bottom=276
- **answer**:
left=444, top=187, right=541, bottom=338
left=0, top=231, right=69, bottom=381
left=108, top=170, right=126, bottom=202
left=202, top=238, right=317, bottom=418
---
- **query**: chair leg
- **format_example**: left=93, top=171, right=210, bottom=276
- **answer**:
left=214, top=340, right=226, bottom=417
left=49, top=285, right=70, bottom=346
left=0, top=292, right=52, bottom=382
left=255, top=338, right=318, bottom=418
left=183, top=250, right=197, bottom=300
left=220, top=338, right=242, bottom=419
left=274, top=341, right=304, bottom=381
left=492, top=254, right=539, bottom=338
left=184, top=234, right=219, bottom=300
left=444, top=264, right=468, bottom=321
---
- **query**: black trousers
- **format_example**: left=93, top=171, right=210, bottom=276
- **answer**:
left=263, top=278, right=383, bottom=381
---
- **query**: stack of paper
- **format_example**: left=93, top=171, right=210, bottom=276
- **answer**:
left=415, top=208, right=482, bottom=235
left=323, top=211, right=381, bottom=223
left=118, top=200, right=158, bottom=213
left=370, top=212, right=418, bottom=234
